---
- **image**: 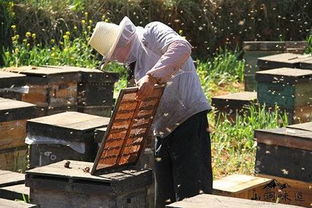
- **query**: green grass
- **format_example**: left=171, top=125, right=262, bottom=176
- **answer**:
left=209, top=104, right=288, bottom=178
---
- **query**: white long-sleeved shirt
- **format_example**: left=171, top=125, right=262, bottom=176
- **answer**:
left=131, top=21, right=211, bottom=138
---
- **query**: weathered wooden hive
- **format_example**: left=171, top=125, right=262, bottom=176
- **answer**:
left=166, top=193, right=301, bottom=208
left=211, top=91, right=257, bottom=122
left=255, top=67, right=312, bottom=124
left=257, top=53, right=312, bottom=71
left=254, top=122, right=312, bottom=183
left=0, top=70, right=27, bottom=100
left=243, top=41, right=308, bottom=91
left=76, top=67, right=119, bottom=117
left=0, top=98, right=37, bottom=171
left=4, top=66, right=80, bottom=116
left=0, top=170, right=28, bottom=202
left=25, top=160, right=152, bottom=208
left=26, top=111, right=110, bottom=168
left=213, top=174, right=312, bottom=207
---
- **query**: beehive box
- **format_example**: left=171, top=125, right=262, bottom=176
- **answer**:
left=25, top=160, right=152, bottom=208
left=0, top=98, right=37, bottom=171
left=213, top=174, right=312, bottom=207
left=0, top=198, right=37, bottom=208
left=243, top=41, right=307, bottom=91
left=166, top=194, right=301, bottom=208
left=256, top=174, right=312, bottom=207
left=0, top=71, right=27, bottom=100
left=256, top=67, right=312, bottom=124
left=5, top=66, right=79, bottom=116
left=53, top=66, right=119, bottom=117
left=0, top=184, right=29, bottom=201
left=27, top=111, right=110, bottom=168
left=257, top=53, right=312, bottom=70
left=211, top=92, right=257, bottom=122
left=254, top=123, right=312, bottom=182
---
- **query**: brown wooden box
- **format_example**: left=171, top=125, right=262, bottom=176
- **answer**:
left=27, top=112, right=110, bottom=168
left=256, top=68, right=312, bottom=124
left=4, top=66, right=79, bottom=114
left=0, top=146, right=28, bottom=172
left=0, top=98, right=37, bottom=150
left=254, top=123, right=312, bottom=183
left=256, top=174, right=312, bottom=207
left=166, top=194, right=301, bottom=208
left=0, top=98, right=37, bottom=171
left=25, top=160, right=152, bottom=208
left=211, top=92, right=257, bottom=122
left=257, top=53, right=312, bottom=70
left=213, top=174, right=312, bottom=207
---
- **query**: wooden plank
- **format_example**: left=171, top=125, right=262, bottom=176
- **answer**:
left=92, top=86, right=164, bottom=174
left=166, top=194, right=301, bottom=208
left=300, top=58, right=312, bottom=69
left=0, top=170, right=25, bottom=188
left=288, top=122, right=312, bottom=132
left=255, top=128, right=312, bottom=151
left=0, top=198, right=37, bottom=208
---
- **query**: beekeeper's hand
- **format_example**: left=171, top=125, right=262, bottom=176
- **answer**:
left=136, top=74, right=158, bottom=100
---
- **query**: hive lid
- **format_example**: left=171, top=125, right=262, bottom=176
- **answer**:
left=255, top=67, right=312, bottom=83
left=0, top=170, right=25, bottom=188
left=0, top=98, right=37, bottom=122
left=0, top=71, right=27, bottom=88
left=92, top=86, right=164, bottom=174
left=243, top=41, right=307, bottom=51
left=257, top=53, right=311, bottom=64
left=213, top=174, right=272, bottom=193
left=254, top=127, right=312, bottom=151
left=299, top=58, right=312, bottom=70
left=25, top=160, right=152, bottom=186
left=287, top=122, right=312, bottom=132
left=27, top=111, right=110, bottom=141
left=48, top=65, right=119, bottom=83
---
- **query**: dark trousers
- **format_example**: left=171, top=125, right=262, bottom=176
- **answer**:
left=154, top=111, right=213, bottom=208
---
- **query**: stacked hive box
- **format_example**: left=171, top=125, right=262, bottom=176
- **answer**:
left=255, top=67, right=312, bottom=124
left=211, top=92, right=257, bottom=122
left=0, top=170, right=28, bottom=202
left=27, top=111, right=110, bottom=168
left=25, top=160, right=152, bottom=208
left=0, top=71, right=27, bottom=100
left=5, top=66, right=79, bottom=116
left=243, top=41, right=308, bottom=91
left=0, top=98, right=37, bottom=171
left=257, top=53, right=312, bottom=70
left=253, top=122, right=312, bottom=207
left=76, top=67, right=119, bottom=117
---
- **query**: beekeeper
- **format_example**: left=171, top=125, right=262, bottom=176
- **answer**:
left=89, top=16, right=212, bottom=207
